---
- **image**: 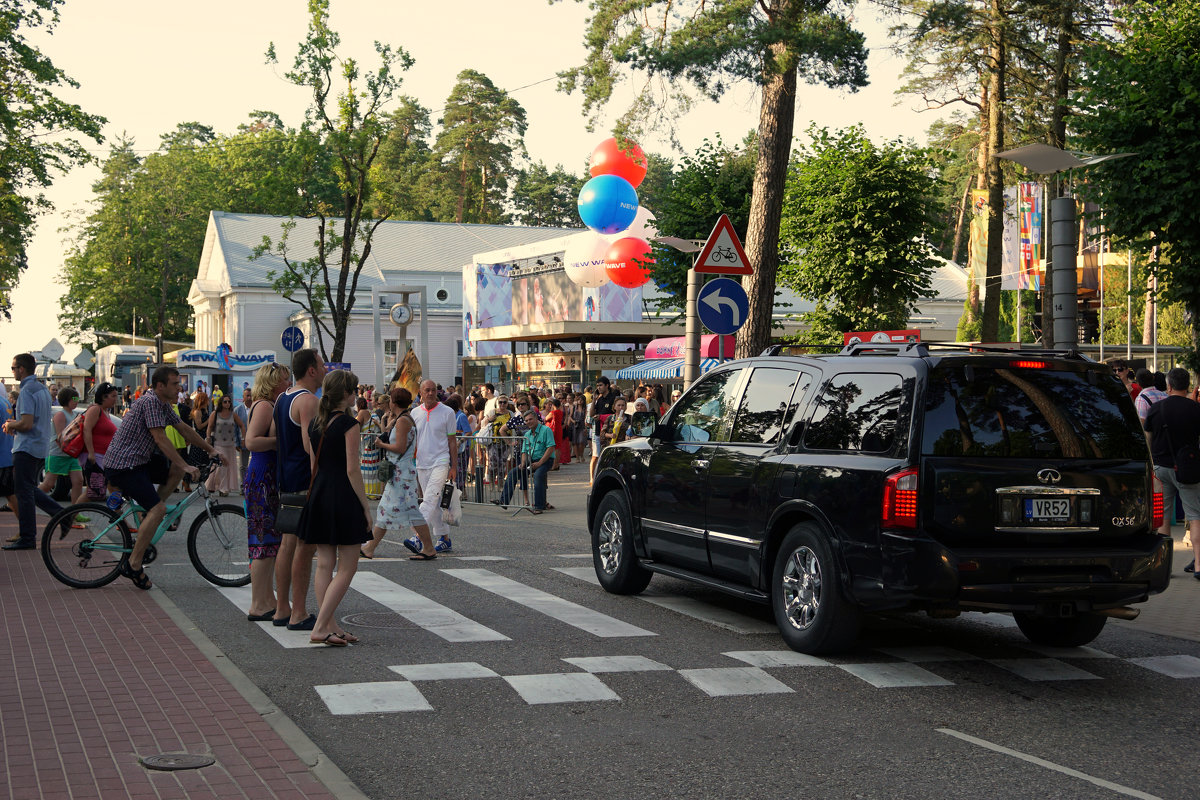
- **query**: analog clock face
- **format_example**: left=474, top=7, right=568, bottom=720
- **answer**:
left=389, top=303, right=413, bottom=326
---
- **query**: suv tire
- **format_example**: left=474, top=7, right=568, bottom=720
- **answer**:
left=1012, top=611, right=1108, bottom=647
left=592, top=491, right=652, bottom=595
left=771, top=523, right=860, bottom=654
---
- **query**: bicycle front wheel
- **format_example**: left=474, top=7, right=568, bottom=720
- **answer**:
left=187, top=503, right=251, bottom=587
left=41, top=502, right=132, bottom=589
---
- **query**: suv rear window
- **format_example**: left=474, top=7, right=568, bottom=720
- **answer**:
left=921, top=363, right=1145, bottom=459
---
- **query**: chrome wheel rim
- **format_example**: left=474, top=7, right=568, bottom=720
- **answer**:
left=597, top=509, right=623, bottom=575
left=781, top=546, right=822, bottom=630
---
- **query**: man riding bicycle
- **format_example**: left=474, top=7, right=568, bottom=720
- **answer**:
left=103, top=365, right=219, bottom=589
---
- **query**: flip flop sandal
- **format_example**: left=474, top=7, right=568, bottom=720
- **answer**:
left=310, top=633, right=347, bottom=647
left=287, top=614, right=317, bottom=631
left=360, top=550, right=374, bottom=559
left=335, top=630, right=359, bottom=643
left=409, top=553, right=438, bottom=561
left=247, top=610, right=274, bottom=622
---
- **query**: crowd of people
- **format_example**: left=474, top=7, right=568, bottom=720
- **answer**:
left=1, top=346, right=685, bottom=647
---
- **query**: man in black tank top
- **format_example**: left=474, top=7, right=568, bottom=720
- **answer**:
left=273, top=349, right=326, bottom=629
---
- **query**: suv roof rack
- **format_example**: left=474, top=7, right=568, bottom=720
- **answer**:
left=835, top=341, right=1096, bottom=360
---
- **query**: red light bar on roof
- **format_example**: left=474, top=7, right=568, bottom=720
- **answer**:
left=1009, top=360, right=1047, bottom=369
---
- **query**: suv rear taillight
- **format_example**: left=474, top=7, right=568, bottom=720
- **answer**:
left=882, top=468, right=919, bottom=529
left=1152, top=488, right=1164, bottom=530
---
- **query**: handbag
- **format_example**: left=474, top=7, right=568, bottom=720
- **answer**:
left=1164, top=422, right=1200, bottom=485
left=274, top=425, right=326, bottom=534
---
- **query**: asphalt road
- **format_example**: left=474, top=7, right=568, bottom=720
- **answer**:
left=146, top=476, right=1198, bottom=800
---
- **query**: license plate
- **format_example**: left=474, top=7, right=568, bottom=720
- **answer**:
left=1025, top=498, right=1070, bottom=521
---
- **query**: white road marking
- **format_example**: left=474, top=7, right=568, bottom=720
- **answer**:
left=1018, top=644, right=1117, bottom=659
left=988, top=658, right=1102, bottom=682
left=937, top=728, right=1163, bottom=800
left=679, top=667, right=793, bottom=697
left=445, top=568, right=655, bottom=638
left=553, top=566, right=777, bottom=634
left=315, top=681, right=432, bottom=714
left=352, top=572, right=509, bottom=642
left=455, top=556, right=509, bottom=562
left=1128, top=654, right=1200, bottom=679
left=961, top=612, right=1019, bottom=628
left=503, top=673, right=620, bottom=704
left=216, top=586, right=317, bottom=648
left=563, top=656, right=673, bottom=673
left=875, top=646, right=976, bottom=663
left=388, top=662, right=500, bottom=681
left=723, top=650, right=830, bottom=668
left=555, top=554, right=592, bottom=559
left=838, top=663, right=954, bottom=688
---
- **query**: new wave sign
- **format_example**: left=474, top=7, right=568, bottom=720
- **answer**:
left=177, top=347, right=277, bottom=372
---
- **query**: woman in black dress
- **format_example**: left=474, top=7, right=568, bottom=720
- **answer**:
left=296, top=369, right=371, bottom=647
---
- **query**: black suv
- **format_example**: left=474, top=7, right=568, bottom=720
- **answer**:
left=587, top=343, right=1171, bottom=653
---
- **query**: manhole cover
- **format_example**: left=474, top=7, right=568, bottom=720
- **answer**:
left=140, top=753, right=215, bottom=771
left=342, top=611, right=409, bottom=629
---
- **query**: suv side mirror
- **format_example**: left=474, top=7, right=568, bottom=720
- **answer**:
left=630, top=410, right=658, bottom=438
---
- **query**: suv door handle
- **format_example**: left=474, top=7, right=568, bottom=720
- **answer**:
left=692, top=459, right=710, bottom=473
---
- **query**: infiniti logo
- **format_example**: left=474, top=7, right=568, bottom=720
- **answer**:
left=1037, top=468, right=1062, bottom=485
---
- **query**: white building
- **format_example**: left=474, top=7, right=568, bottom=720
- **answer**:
left=187, top=211, right=573, bottom=386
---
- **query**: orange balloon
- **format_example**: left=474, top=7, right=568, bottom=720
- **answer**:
left=605, top=236, right=654, bottom=289
left=589, top=137, right=649, bottom=189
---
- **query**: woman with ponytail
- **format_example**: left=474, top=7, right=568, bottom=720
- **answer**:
left=295, top=369, right=371, bottom=647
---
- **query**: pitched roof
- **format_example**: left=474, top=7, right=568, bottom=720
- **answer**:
left=927, top=257, right=969, bottom=301
left=208, top=211, right=577, bottom=288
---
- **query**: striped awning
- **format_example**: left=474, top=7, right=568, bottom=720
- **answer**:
left=613, top=358, right=720, bottom=380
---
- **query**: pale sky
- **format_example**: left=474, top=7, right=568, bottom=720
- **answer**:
left=1, top=0, right=948, bottom=369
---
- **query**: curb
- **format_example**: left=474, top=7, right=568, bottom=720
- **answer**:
left=149, top=588, right=370, bottom=800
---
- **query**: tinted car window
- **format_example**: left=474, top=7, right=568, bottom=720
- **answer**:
left=670, top=369, right=742, bottom=444
left=730, top=367, right=808, bottom=445
left=805, top=373, right=904, bottom=452
left=921, top=363, right=1145, bottom=459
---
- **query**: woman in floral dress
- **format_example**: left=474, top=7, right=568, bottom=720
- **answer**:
left=242, top=361, right=291, bottom=620
left=361, top=387, right=437, bottom=560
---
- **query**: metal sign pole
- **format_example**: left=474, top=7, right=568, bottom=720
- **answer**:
left=683, top=266, right=700, bottom=390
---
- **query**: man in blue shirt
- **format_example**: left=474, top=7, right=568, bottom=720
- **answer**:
left=2, top=353, right=64, bottom=550
left=495, top=409, right=556, bottom=514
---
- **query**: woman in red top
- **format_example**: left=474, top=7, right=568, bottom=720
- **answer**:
left=545, top=398, right=567, bottom=468
left=81, top=382, right=120, bottom=499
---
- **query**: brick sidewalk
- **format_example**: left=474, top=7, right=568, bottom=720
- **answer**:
left=0, top=513, right=342, bottom=800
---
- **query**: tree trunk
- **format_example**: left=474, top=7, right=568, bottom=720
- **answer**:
left=1042, top=2, right=1075, bottom=349
left=735, top=40, right=797, bottom=359
left=950, top=175, right=971, bottom=265
left=980, top=0, right=1007, bottom=344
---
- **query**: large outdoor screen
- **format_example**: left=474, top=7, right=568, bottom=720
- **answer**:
left=511, top=269, right=582, bottom=325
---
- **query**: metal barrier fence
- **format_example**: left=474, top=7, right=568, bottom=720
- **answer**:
left=360, top=432, right=542, bottom=514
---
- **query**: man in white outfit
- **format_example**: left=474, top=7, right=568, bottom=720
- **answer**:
left=409, top=379, right=459, bottom=554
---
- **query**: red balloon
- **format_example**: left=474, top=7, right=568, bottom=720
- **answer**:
left=605, top=237, right=654, bottom=289
left=589, top=137, right=649, bottom=189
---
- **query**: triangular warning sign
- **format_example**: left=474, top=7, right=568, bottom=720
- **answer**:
left=694, top=214, right=753, bottom=275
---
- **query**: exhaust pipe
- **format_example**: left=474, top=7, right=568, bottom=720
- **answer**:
left=1096, top=606, right=1140, bottom=621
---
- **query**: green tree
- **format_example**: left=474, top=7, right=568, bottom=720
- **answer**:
left=0, top=0, right=104, bottom=312
left=510, top=161, right=585, bottom=227
left=648, top=136, right=755, bottom=310
left=557, top=0, right=868, bottom=357
left=427, top=69, right=528, bottom=224
left=257, top=0, right=413, bottom=361
left=1073, top=1, right=1200, bottom=349
left=778, top=125, right=943, bottom=344
left=369, top=97, right=435, bottom=221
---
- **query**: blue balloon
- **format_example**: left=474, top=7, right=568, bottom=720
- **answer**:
left=577, top=174, right=639, bottom=235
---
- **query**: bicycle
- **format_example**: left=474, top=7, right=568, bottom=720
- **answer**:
left=41, top=457, right=251, bottom=589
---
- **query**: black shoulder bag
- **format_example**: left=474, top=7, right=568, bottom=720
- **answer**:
left=275, top=423, right=326, bottom=534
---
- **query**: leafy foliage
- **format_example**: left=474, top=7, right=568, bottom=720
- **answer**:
left=0, top=0, right=104, bottom=312
left=428, top=69, right=528, bottom=224
left=1072, top=0, right=1200, bottom=342
left=510, top=161, right=585, bottom=227
left=647, top=136, right=754, bottom=309
left=778, top=125, right=944, bottom=344
left=258, top=0, right=413, bottom=361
